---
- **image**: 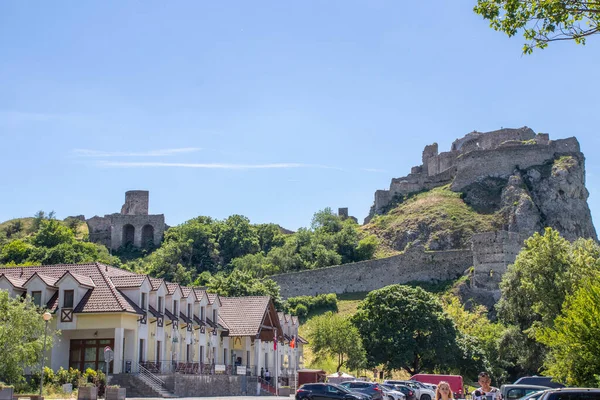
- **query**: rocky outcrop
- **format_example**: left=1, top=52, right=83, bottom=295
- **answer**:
left=367, top=128, right=597, bottom=242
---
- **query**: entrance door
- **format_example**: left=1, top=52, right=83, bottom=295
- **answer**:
left=139, top=339, right=145, bottom=362
left=156, top=341, right=162, bottom=362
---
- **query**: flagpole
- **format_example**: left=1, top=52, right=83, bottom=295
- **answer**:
left=275, top=328, right=278, bottom=397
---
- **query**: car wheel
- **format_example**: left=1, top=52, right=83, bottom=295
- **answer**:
left=389, top=396, right=394, bottom=400
left=421, top=395, right=431, bottom=400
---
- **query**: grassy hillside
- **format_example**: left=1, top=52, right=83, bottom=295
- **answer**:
left=363, top=186, right=499, bottom=256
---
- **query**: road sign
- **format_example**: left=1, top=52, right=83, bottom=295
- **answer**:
left=104, top=347, right=114, bottom=363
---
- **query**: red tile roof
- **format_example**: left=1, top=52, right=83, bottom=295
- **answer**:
left=166, top=282, right=181, bottom=296
left=219, top=296, right=270, bottom=337
left=110, top=275, right=148, bottom=288
left=149, top=278, right=165, bottom=291
left=207, top=293, right=221, bottom=305
left=193, top=288, right=206, bottom=302
left=0, top=273, right=27, bottom=289
left=0, top=263, right=143, bottom=314
left=23, top=272, right=59, bottom=288
left=57, top=271, right=95, bottom=288
left=180, top=286, right=192, bottom=298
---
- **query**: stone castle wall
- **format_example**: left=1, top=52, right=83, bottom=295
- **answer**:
left=471, top=231, right=524, bottom=291
left=451, top=137, right=580, bottom=191
left=370, top=128, right=581, bottom=218
left=86, top=190, right=165, bottom=250
left=272, top=231, right=525, bottom=299
left=272, top=247, right=473, bottom=299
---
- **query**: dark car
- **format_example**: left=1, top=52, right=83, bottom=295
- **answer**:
left=538, top=388, right=600, bottom=400
left=296, top=383, right=368, bottom=400
left=393, top=385, right=417, bottom=400
left=514, top=377, right=565, bottom=389
left=340, top=381, right=385, bottom=400
left=501, top=385, right=550, bottom=400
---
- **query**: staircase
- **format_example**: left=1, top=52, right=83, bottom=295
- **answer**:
left=258, top=378, right=277, bottom=396
left=109, top=368, right=177, bottom=398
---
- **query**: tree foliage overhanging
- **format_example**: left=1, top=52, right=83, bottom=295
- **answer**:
left=0, top=291, right=57, bottom=385
left=474, top=0, right=600, bottom=53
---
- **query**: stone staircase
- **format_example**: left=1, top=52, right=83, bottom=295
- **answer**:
left=109, top=373, right=177, bottom=398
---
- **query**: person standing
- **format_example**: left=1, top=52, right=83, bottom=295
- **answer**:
left=261, top=367, right=265, bottom=380
left=472, top=372, right=501, bottom=400
left=435, top=381, right=454, bottom=400
left=265, top=368, right=271, bottom=384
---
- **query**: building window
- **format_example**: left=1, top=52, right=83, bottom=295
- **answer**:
left=212, top=309, right=217, bottom=323
left=186, top=344, right=191, bottom=362
left=158, top=297, right=164, bottom=313
left=201, top=306, right=205, bottom=321
left=69, top=339, right=114, bottom=373
left=63, top=290, right=74, bottom=308
left=200, top=346, right=204, bottom=363
left=187, top=303, right=192, bottom=318
left=139, top=339, right=145, bottom=362
left=224, top=348, right=227, bottom=365
left=141, top=293, right=147, bottom=311
left=31, top=291, right=42, bottom=307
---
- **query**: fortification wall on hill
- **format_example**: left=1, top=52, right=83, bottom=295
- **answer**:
left=451, top=137, right=580, bottom=191
left=272, top=247, right=473, bottom=299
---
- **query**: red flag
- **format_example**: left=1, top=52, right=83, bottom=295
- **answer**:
left=274, top=329, right=277, bottom=351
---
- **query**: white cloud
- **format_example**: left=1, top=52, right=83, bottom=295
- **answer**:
left=73, top=148, right=201, bottom=157
left=96, top=161, right=340, bottom=170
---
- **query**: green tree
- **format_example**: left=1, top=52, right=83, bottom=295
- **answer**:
left=0, top=291, right=56, bottom=385
left=474, top=0, right=600, bottom=53
left=216, top=215, right=260, bottom=265
left=0, top=239, right=35, bottom=264
left=352, top=285, right=459, bottom=375
left=32, top=219, right=75, bottom=248
left=537, top=275, right=600, bottom=387
left=497, top=228, right=572, bottom=333
left=443, top=295, right=505, bottom=379
left=256, top=223, right=286, bottom=254
left=206, top=269, right=283, bottom=310
left=307, top=311, right=366, bottom=372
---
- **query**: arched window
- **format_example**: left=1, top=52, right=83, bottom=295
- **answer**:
left=123, top=224, right=135, bottom=246
left=141, top=224, right=155, bottom=248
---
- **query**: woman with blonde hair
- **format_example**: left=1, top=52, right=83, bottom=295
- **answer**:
left=435, top=381, right=454, bottom=400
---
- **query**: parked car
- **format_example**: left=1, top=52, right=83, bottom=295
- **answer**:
left=384, top=381, right=435, bottom=400
left=501, top=385, right=550, bottom=400
left=296, top=383, right=369, bottom=400
left=519, top=390, right=550, bottom=400
left=537, top=388, right=600, bottom=400
left=411, top=374, right=464, bottom=398
left=381, top=384, right=407, bottom=400
left=513, top=377, right=565, bottom=389
left=390, top=384, right=417, bottom=400
left=339, top=381, right=385, bottom=400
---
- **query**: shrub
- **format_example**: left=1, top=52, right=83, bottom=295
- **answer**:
left=284, top=293, right=338, bottom=321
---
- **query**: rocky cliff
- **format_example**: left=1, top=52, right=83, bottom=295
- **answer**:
left=365, top=127, right=596, bottom=244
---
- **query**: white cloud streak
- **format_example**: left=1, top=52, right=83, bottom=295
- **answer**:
left=96, top=161, right=341, bottom=170
left=73, top=148, right=201, bottom=157
left=361, top=168, right=388, bottom=173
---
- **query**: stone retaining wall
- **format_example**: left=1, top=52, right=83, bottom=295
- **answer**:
left=272, top=247, right=473, bottom=299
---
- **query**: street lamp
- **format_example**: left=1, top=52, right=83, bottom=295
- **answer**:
left=39, top=311, right=52, bottom=397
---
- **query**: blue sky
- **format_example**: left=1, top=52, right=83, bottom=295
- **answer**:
left=1, top=1, right=599, bottom=231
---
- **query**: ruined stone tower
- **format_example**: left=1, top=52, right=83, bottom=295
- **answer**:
left=86, top=190, right=166, bottom=251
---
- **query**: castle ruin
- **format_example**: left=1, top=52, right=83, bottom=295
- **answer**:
left=86, top=190, right=166, bottom=251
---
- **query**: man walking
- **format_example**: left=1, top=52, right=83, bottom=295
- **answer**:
left=472, top=372, right=501, bottom=400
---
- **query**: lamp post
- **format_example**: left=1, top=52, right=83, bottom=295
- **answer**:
left=39, top=311, right=52, bottom=397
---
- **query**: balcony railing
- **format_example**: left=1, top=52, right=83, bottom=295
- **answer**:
left=128, top=360, right=258, bottom=376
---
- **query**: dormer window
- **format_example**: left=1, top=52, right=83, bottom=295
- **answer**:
left=32, top=291, right=42, bottom=307
left=201, top=306, right=205, bottom=321
left=158, top=297, right=164, bottom=313
left=173, top=300, right=178, bottom=316
left=141, top=293, right=147, bottom=311
left=187, top=303, right=192, bottom=318
left=64, top=290, right=74, bottom=308
left=212, top=309, right=217, bottom=323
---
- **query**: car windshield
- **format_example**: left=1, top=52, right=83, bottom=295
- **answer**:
left=382, top=385, right=397, bottom=391
left=546, top=393, right=600, bottom=400
left=333, top=384, right=352, bottom=394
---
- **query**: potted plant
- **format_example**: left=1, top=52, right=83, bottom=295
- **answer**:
left=105, top=385, right=126, bottom=400
left=279, top=386, right=291, bottom=396
left=77, top=383, right=98, bottom=400
left=0, top=383, right=14, bottom=400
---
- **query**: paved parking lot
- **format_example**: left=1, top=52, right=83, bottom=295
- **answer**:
left=127, top=397, right=294, bottom=400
